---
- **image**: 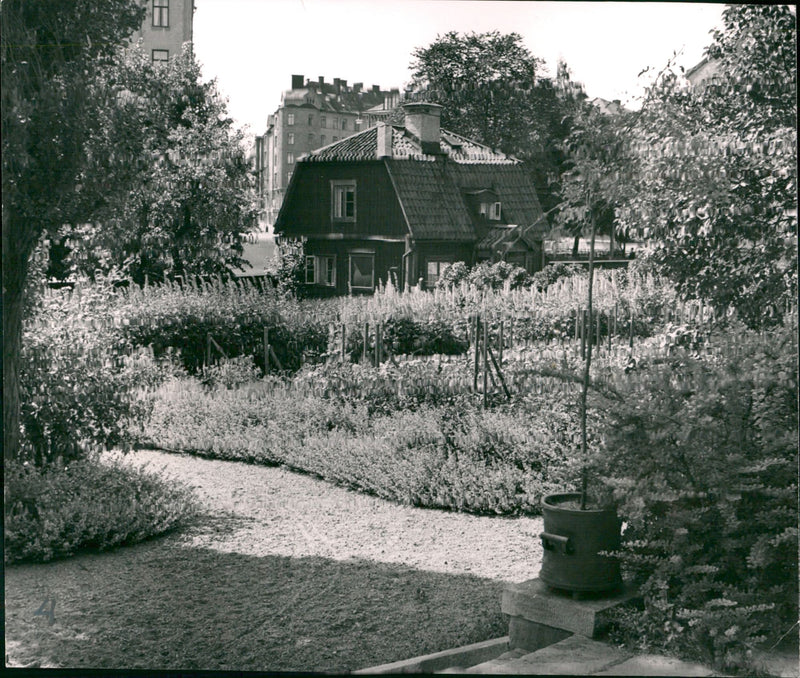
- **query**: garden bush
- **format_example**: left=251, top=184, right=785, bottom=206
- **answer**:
left=4, top=455, right=198, bottom=563
left=597, top=324, right=799, bottom=670
left=140, top=376, right=584, bottom=514
left=530, top=262, right=586, bottom=291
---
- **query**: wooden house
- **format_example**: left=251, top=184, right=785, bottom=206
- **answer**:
left=274, top=102, right=546, bottom=295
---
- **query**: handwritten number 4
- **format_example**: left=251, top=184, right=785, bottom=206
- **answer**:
left=34, top=598, right=56, bottom=625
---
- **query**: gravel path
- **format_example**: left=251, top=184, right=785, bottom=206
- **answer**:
left=118, top=449, right=544, bottom=583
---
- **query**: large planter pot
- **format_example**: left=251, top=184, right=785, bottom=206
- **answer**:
left=539, top=492, right=622, bottom=593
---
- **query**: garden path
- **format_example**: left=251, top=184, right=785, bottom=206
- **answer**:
left=117, top=449, right=545, bottom=583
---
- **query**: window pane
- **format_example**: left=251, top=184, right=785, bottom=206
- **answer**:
left=344, top=188, right=355, bottom=217
left=350, top=255, right=373, bottom=289
left=305, top=256, right=315, bottom=284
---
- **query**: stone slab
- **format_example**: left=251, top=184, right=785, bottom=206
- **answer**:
left=593, top=654, right=715, bottom=676
left=470, top=634, right=628, bottom=675
left=508, top=615, right=572, bottom=652
left=353, top=636, right=509, bottom=674
left=502, top=577, right=640, bottom=638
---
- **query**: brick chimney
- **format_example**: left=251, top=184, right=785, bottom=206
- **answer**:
left=376, top=122, right=393, bottom=159
left=402, top=102, right=443, bottom=154
left=291, top=74, right=304, bottom=89
left=318, top=76, right=325, bottom=86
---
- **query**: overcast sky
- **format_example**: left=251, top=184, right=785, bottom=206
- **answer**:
left=193, top=1, right=726, bottom=136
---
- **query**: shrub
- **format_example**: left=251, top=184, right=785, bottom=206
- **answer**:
left=531, top=262, right=586, bottom=291
left=200, top=355, right=263, bottom=389
left=597, top=325, right=799, bottom=670
left=4, top=455, right=198, bottom=563
left=467, top=261, right=532, bottom=291
left=19, top=283, right=143, bottom=465
left=140, top=376, right=583, bottom=515
left=435, top=261, right=470, bottom=290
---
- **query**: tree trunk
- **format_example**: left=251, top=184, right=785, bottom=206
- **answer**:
left=2, top=209, right=34, bottom=463
left=572, top=234, right=580, bottom=258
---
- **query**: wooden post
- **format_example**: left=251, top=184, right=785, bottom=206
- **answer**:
left=341, top=323, right=347, bottom=362
left=607, top=311, right=612, bottom=352
left=499, top=321, right=504, bottom=365
left=207, top=332, right=212, bottom=367
left=482, top=316, right=489, bottom=409
left=629, top=311, right=635, bottom=350
left=363, top=322, right=369, bottom=363
left=596, top=310, right=601, bottom=349
left=263, top=328, right=270, bottom=372
left=473, top=315, right=480, bottom=392
left=376, top=322, right=382, bottom=366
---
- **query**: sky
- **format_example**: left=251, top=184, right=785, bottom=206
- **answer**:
left=193, top=1, right=727, bottom=136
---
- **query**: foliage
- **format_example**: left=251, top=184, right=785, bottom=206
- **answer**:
left=200, top=355, right=263, bottom=389
left=4, top=454, right=198, bottom=563
left=141, top=376, right=583, bottom=515
left=20, top=283, right=138, bottom=465
left=530, top=262, right=586, bottom=291
left=271, top=237, right=308, bottom=297
left=344, top=317, right=469, bottom=362
left=598, top=325, right=799, bottom=669
left=620, top=5, right=797, bottom=329
left=67, top=45, right=258, bottom=285
left=434, top=261, right=470, bottom=290
left=2, top=0, right=145, bottom=463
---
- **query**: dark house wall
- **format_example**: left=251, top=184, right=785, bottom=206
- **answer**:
left=278, top=161, right=407, bottom=239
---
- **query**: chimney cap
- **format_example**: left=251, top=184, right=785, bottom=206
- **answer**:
left=402, top=101, right=443, bottom=115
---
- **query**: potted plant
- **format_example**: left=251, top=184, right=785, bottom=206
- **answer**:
left=538, top=70, right=626, bottom=593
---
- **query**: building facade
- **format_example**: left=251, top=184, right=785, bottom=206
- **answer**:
left=254, top=75, right=403, bottom=230
left=275, top=103, right=547, bottom=296
left=131, top=0, right=194, bottom=63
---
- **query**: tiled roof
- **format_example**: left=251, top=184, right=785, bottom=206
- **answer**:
left=302, top=125, right=516, bottom=164
left=385, top=160, right=475, bottom=241
left=296, top=123, right=544, bottom=243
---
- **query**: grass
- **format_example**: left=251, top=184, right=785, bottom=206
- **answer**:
left=4, top=524, right=507, bottom=671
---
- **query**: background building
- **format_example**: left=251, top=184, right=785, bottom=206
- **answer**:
left=131, top=0, right=194, bottom=63
left=254, top=75, right=403, bottom=230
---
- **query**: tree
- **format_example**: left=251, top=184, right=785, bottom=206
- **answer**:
left=620, top=5, right=797, bottom=328
left=2, top=0, right=145, bottom=463
left=58, top=46, right=258, bottom=285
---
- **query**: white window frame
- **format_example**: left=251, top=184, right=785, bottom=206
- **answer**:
left=152, top=0, right=169, bottom=27
left=480, top=201, right=502, bottom=220
left=287, top=113, right=295, bottom=126
left=331, top=180, right=356, bottom=222
left=349, top=252, right=375, bottom=291
left=287, top=133, right=294, bottom=145
left=152, top=49, right=169, bottom=63
left=287, top=152, right=294, bottom=165
left=305, top=255, right=337, bottom=286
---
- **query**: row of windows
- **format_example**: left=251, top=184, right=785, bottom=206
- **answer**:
left=306, top=254, right=461, bottom=290
left=286, top=133, right=340, bottom=146
left=305, top=254, right=374, bottom=290
left=285, top=113, right=359, bottom=132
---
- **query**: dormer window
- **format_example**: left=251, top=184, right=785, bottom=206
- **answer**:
left=480, top=201, right=502, bottom=220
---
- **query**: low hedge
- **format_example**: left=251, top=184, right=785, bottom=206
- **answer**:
left=140, top=378, right=583, bottom=515
left=4, top=455, right=198, bottom=563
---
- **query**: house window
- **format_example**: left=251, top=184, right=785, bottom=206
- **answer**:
left=152, top=49, right=169, bottom=63
left=308, top=133, right=314, bottom=145
left=425, top=257, right=454, bottom=288
left=308, top=114, right=314, bottom=126
left=349, top=253, right=375, bottom=290
left=355, top=120, right=362, bottom=132
left=341, top=119, right=348, bottom=130
left=480, top=201, right=502, bottom=220
left=331, top=181, right=356, bottom=221
left=321, top=115, right=327, bottom=128
left=287, top=113, right=295, bottom=126
left=287, top=133, right=295, bottom=145
left=287, top=153, right=294, bottom=165
left=305, top=255, right=336, bottom=286
left=333, top=136, right=338, bottom=142
left=321, top=134, right=326, bottom=145
left=152, top=0, right=169, bottom=27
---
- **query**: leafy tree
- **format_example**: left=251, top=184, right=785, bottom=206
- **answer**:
left=620, top=5, right=797, bottom=328
left=60, top=46, right=258, bottom=285
left=2, top=0, right=144, bottom=463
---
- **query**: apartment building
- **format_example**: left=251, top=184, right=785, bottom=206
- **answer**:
left=131, top=0, right=194, bottom=63
left=254, top=75, right=403, bottom=229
